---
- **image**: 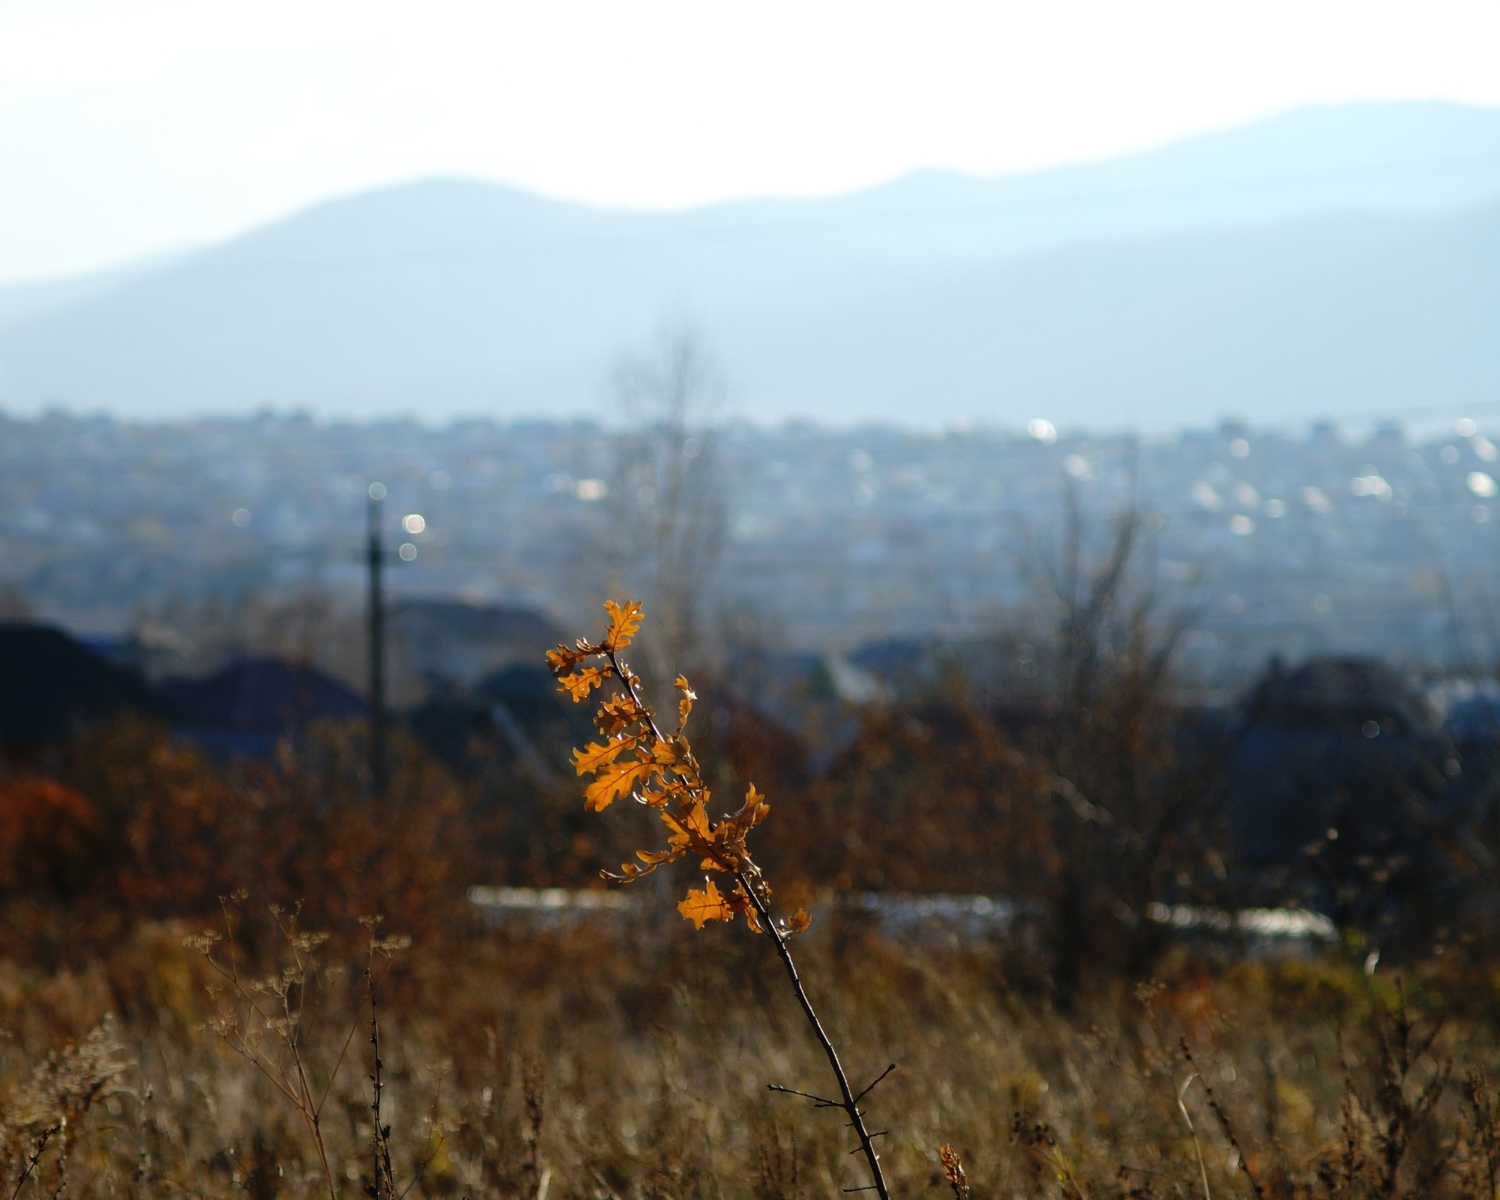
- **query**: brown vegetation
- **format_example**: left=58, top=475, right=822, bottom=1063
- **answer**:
left=2, top=573, right=1499, bottom=1198
left=2, top=914, right=1500, bottom=1200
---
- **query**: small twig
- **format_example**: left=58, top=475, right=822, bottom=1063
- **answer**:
left=588, top=1166, right=622, bottom=1200
left=133, top=1085, right=153, bottom=1188
left=853, top=1065, right=897, bottom=1105
left=193, top=907, right=340, bottom=1200
left=395, top=1073, right=447, bottom=1200
left=395, top=1136, right=443, bottom=1200
left=768, top=1084, right=840, bottom=1108
left=557, top=610, right=894, bottom=1200
left=318, top=992, right=367, bottom=1113
left=849, top=1134, right=889, bottom=1153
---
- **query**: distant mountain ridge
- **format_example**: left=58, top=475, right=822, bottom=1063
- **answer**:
left=2, top=101, right=1498, bottom=430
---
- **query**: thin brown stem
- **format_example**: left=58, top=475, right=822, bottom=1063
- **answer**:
left=318, top=996, right=365, bottom=1113
left=292, top=1039, right=339, bottom=1200
left=742, top=872, right=891, bottom=1200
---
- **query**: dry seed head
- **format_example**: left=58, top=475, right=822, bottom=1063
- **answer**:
left=292, top=932, right=330, bottom=953
left=182, top=931, right=222, bottom=954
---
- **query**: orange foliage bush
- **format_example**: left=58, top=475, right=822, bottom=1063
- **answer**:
left=767, top=700, right=1051, bottom=895
left=0, top=775, right=99, bottom=894
left=0, top=715, right=479, bottom=959
left=67, top=716, right=238, bottom=918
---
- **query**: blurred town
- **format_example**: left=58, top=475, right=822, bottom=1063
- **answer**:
left=4, top=408, right=1500, bottom=692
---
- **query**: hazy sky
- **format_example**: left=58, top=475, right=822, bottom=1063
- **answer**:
left=2, top=0, right=1499, bottom=281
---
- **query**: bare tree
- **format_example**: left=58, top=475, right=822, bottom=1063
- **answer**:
left=1023, top=488, right=1228, bottom=1004
left=606, top=325, right=729, bottom=687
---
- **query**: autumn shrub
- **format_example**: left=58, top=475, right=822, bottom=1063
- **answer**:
left=761, top=698, right=1048, bottom=896
left=0, top=715, right=481, bottom=960
left=0, top=772, right=114, bottom=964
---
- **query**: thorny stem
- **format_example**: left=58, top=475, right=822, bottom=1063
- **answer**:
left=741, top=872, right=892, bottom=1200
left=368, top=966, right=396, bottom=1200
left=11, top=1126, right=59, bottom=1200
left=1181, top=1039, right=1267, bottom=1200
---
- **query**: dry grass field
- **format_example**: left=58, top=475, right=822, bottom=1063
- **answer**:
left=2, top=909, right=1498, bottom=1200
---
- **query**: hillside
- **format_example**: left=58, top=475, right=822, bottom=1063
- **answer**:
left=2, top=101, right=1498, bottom=428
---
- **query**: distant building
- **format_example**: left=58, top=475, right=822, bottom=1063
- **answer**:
left=0, top=623, right=166, bottom=749
left=388, top=600, right=564, bottom=703
left=1243, top=655, right=1436, bottom=737
left=161, top=657, right=366, bottom=757
left=406, top=662, right=583, bottom=784
left=1229, top=655, right=1463, bottom=936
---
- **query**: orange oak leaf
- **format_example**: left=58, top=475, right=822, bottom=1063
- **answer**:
left=725, top=783, right=770, bottom=837
left=661, top=801, right=714, bottom=854
left=604, top=599, right=645, bottom=651
left=678, top=880, right=733, bottom=928
left=582, top=757, right=659, bottom=811
left=731, top=882, right=766, bottom=932
left=675, top=676, right=696, bottom=729
left=557, top=665, right=610, bottom=702
left=573, top=736, right=638, bottom=776
left=546, top=645, right=589, bottom=672
left=597, top=694, right=641, bottom=736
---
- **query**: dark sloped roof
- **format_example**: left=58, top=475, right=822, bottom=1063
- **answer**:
left=160, top=658, right=366, bottom=735
left=389, top=601, right=562, bottom=644
left=475, top=662, right=558, bottom=707
left=0, top=623, right=166, bottom=740
left=1245, top=655, right=1434, bottom=734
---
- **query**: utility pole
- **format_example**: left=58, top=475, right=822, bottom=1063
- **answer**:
left=367, top=481, right=388, bottom=797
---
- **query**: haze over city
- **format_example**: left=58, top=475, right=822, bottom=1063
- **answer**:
left=3, top=0, right=1496, bottom=279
